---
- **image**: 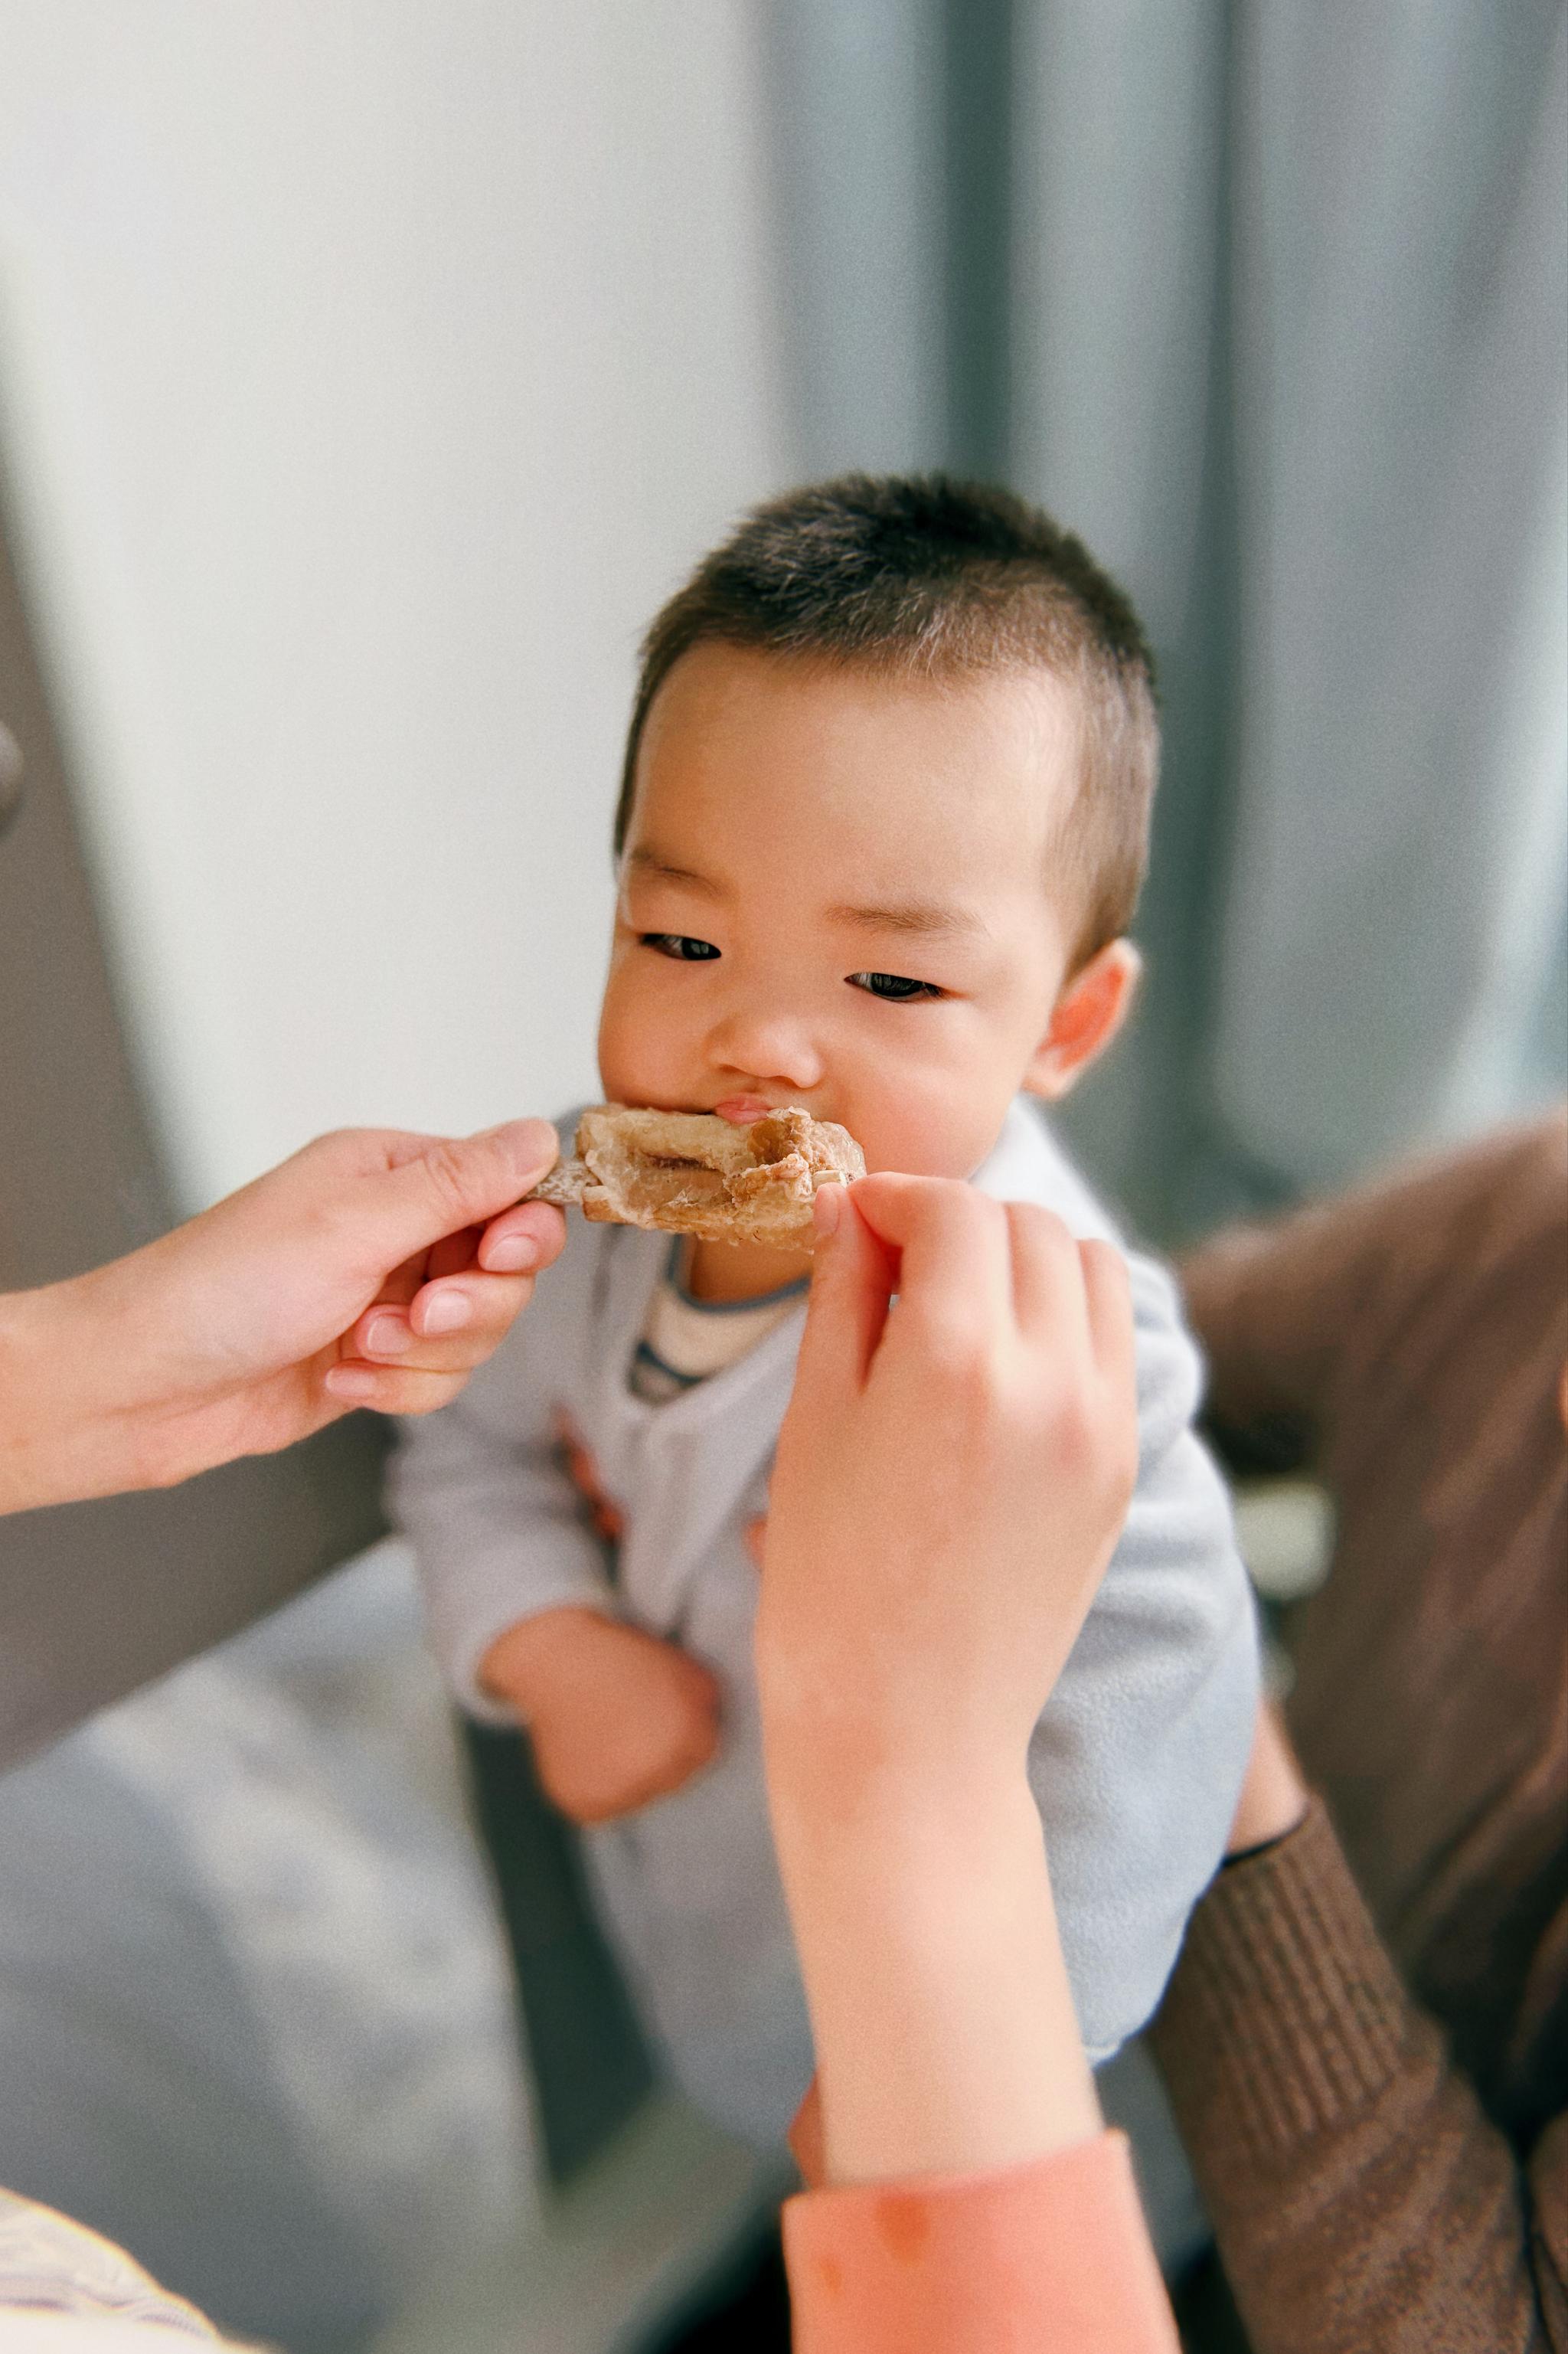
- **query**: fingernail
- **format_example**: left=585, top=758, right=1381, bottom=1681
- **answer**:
left=482, top=1234, right=538, bottom=1273
left=325, top=1365, right=378, bottom=1400
left=367, top=1314, right=412, bottom=1356
left=812, top=1183, right=844, bottom=1241
left=421, top=1292, right=472, bottom=1336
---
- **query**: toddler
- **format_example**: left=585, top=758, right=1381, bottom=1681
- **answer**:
left=392, top=476, right=1259, bottom=2143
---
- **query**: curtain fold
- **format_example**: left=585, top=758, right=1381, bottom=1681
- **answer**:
left=1217, top=0, right=1568, bottom=1190
left=760, top=0, right=1567, bottom=1237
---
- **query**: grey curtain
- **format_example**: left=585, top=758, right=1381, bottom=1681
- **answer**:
left=760, top=0, right=1567, bottom=1240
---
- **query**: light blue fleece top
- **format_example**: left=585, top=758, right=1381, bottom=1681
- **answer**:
left=390, top=1100, right=1259, bottom=2146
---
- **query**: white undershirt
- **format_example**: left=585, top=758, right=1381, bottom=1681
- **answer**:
left=628, top=1241, right=808, bottom=1404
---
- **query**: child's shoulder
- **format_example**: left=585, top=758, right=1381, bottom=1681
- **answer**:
left=979, top=1100, right=1197, bottom=1401
left=974, top=1099, right=1126, bottom=1244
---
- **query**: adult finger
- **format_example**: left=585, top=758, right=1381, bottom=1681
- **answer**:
left=351, top=1120, right=560, bottom=1275
left=848, top=1174, right=1014, bottom=1349
left=426, top=1224, right=483, bottom=1282
left=322, top=1361, right=475, bottom=1416
left=350, top=1270, right=535, bottom=1368
left=349, top=1221, right=487, bottom=1323
left=1080, top=1240, right=1136, bottom=1396
left=792, top=1185, right=895, bottom=1401
left=361, top=1254, right=426, bottom=1315
left=1004, top=1202, right=1092, bottom=1345
left=476, top=1199, right=568, bottom=1275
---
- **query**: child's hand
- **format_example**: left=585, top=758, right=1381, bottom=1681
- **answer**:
left=479, top=1605, right=721, bottom=1823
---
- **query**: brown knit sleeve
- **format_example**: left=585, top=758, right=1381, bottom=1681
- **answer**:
left=1149, top=1799, right=1568, bottom=2354
left=1175, top=1211, right=1351, bottom=1445
left=1177, top=1110, right=1568, bottom=1448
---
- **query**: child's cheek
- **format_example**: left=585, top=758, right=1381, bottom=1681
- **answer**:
left=596, top=969, right=651, bottom=1101
left=598, top=969, right=697, bottom=1106
left=853, top=1091, right=986, bottom=1180
left=852, top=1064, right=1018, bottom=1181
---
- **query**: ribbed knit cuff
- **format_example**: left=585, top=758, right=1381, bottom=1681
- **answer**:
left=1148, top=1795, right=1420, bottom=2166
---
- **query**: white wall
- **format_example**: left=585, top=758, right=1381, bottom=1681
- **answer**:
left=0, top=1, right=789, bottom=1208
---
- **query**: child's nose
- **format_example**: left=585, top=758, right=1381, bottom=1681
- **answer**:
left=706, top=1002, right=825, bottom=1092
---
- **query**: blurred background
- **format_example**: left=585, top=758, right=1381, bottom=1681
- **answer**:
left=0, top=4, right=1563, bottom=2349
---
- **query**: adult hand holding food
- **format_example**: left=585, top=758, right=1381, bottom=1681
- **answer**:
left=0, top=1118, right=564, bottom=1514
left=760, top=1174, right=1138, bottom=2179
left=759, top=1174, right=1178, bottom=2352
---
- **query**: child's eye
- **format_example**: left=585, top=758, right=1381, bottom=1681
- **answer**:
left=642, top=933, right=720, bottom=962
left=848, top=970, right=946, bottom=1002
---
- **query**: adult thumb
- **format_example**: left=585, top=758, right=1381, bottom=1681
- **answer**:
left=362, top=1120, right=560, bottom=1264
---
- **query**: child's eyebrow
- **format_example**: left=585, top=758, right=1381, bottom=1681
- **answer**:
left=829, top=897, right=990, bottom=942
left=624, top=847, right=724, bottom=898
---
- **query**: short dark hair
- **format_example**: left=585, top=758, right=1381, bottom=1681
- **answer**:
left=615, top=473, right=1159, bottom=968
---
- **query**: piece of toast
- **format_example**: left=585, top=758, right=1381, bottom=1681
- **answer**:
left=530, top=1104, right=865, bottom=1249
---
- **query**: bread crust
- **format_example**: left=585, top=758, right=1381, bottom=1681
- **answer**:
left=530, top=1105, right=864, bottom=1249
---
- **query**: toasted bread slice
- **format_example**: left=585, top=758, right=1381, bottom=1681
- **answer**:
left=531, top=1104, right=864, bottom=1249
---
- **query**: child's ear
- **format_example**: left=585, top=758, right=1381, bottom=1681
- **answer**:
left=1022, top=939, right=1142, bottom=1102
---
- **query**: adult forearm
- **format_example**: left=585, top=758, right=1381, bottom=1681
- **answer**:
left=0, top=1123, right=564, bottom=1519
left=1151, top=1800, right=1567, bottom=2354
left=1180, top=1117, right=1568, bottom=1447
left=0, top=1273, right=143, bottom=1512
left=767, top=1757, right=1099, bottom=2186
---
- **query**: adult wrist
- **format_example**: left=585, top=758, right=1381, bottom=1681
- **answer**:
left=776, top=1772, right=1102, bottom=2181
left=765, top=1726, right=1025, bottom=1868
left=0, top=1287, right=43, bottom=1511
left=0, top=1276, right=139, bottom=1511
left=769, top=1751, right=1044, bottom=1939
left=759, top=1669, right=1024, bottom=1820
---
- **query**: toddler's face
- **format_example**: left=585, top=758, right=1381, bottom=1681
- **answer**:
left=599, top=645, right=1082, bottom=1179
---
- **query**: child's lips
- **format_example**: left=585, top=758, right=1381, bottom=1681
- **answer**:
left=714, top=1095, right=774, bottom=1124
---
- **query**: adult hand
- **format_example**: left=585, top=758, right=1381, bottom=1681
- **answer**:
left=759, top=1175, right=1138, bottom=1799
left=757, top=1175, right=1139, bottom=2186
left=0, top=1120, right=564, bottom=1512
